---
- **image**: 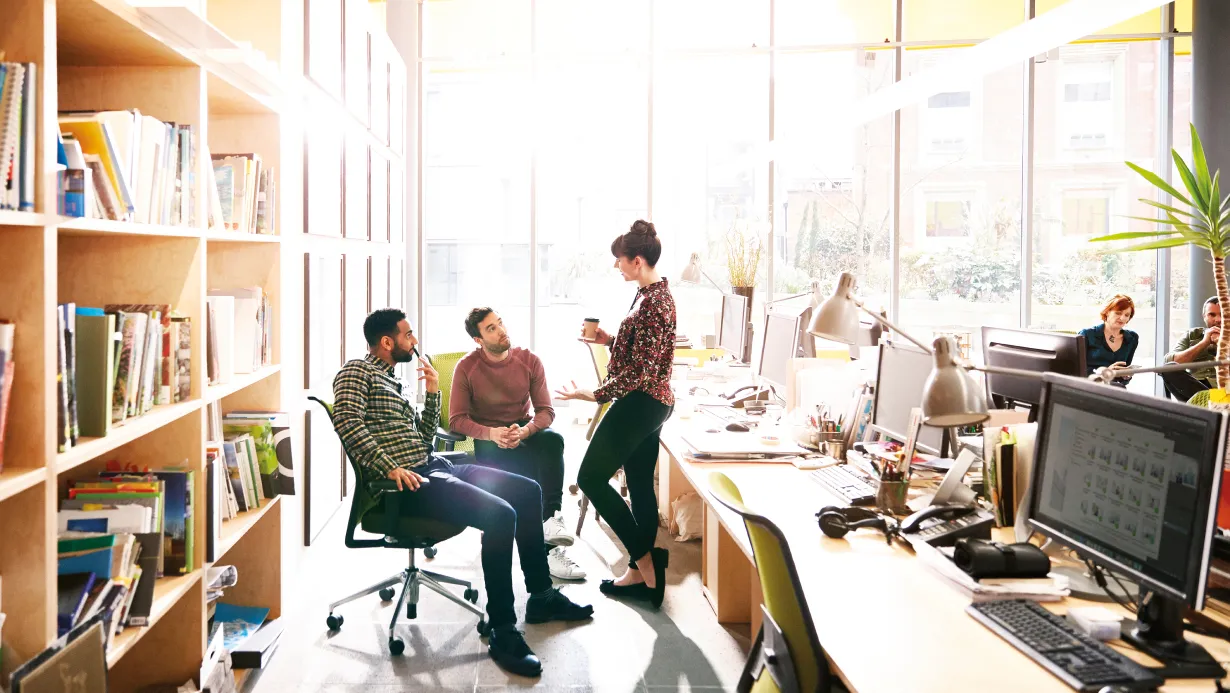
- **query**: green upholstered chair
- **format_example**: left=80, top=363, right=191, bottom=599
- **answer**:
left=428, top=351, right=474, bottom=453
left=709, top=472, right=837, bottom=693
left=308, top=396, right=488, bottom=656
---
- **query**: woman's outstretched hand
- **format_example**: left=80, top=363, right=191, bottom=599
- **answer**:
left=555, top=380, right=597, bottom=403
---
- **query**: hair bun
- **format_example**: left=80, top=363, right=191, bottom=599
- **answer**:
left=631, top=219, right=657, bottom=237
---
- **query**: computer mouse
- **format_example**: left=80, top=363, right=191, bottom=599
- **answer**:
left=1096, top=687, right=1133, bottom=693
left=726, top=422, right=750, bottom=432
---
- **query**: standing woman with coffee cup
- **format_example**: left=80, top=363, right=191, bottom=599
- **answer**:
left=555, top=220, right=677, bottom=609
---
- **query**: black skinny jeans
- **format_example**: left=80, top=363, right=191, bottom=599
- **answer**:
left=577, top=391, right=672, bottom=562
left=472, top=427, right=566, bottom=522
left=394, top=456, right=552, bottom=627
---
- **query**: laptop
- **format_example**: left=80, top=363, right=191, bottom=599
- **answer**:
left=681, top=430, right=808, bottom=460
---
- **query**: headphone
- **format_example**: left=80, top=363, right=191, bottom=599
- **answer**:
left=816, top=505, right=898, bottom=544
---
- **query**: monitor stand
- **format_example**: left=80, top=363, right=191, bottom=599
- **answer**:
left=1041, top=541, right=1136, bottom=603
left=1121, top=590, right=1225, bottom=679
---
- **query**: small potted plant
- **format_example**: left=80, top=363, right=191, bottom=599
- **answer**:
left=726, top=219, right=765, bottom=303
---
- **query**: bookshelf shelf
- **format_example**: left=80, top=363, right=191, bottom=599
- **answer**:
left=207, top=72, right=281, bottom=116
left=205, top=364, right=282, bottom=403
left=57, top=0, right=194, bottom=67
left=217, top=496, right=281, bottom=559
left=57, top=218, right=202, bottom=240
left=0, top=467, right=47, bottom=503
left=106, top=569, right=203, bottom=668
left=55, top=400, right=204, bottom=474
left=205, top=229, right=282, bottom=244
left=0, top=211, right=46, bottom=227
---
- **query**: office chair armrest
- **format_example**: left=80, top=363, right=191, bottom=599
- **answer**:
left=433, top=451, right=469, bottom=464
left=435, top=427, right=467, bottom=443
left=371, top=479, right=403, bottom=492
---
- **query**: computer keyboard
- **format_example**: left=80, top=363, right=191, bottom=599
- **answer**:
left=809, top=465, right=877, bottom=506
left=967, top=600, right=1163, bottom=692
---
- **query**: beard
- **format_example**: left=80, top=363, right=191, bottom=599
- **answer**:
left=485, top=337, right=511, bottom=355
left=391, top=345, right=414, bottom=363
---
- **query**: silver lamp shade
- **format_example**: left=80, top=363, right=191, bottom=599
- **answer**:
left=922, top=335, right=990, bottom=427
left=806, top=271, right=860, bottom=344
left=680, top=253, right=703, bottom=284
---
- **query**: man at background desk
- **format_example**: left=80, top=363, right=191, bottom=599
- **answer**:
left=1162, top=296, right=1220, bottom=402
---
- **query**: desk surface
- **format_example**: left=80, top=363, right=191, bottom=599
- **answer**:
left=659, top=423, right=1230, bottom=693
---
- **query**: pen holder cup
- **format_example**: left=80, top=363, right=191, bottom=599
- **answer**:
left=822, top=440, right=845, bottom=460
left=875, top=480, right=909, bottom=515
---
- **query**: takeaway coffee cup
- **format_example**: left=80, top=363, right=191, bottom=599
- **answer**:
left=583, top=318, right=600, bottom=340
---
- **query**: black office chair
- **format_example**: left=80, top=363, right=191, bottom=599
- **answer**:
left=309, top=396, right=490, bottom=656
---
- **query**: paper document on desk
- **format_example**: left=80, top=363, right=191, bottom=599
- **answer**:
left=908, top=536, right=1070, bottom=603
left=681, top=430, right=807, bottom=460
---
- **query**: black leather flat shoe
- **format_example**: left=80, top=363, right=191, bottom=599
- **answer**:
left=599, top=579, right=652, bottom=598
left=648, top=547, right=669, bottom=610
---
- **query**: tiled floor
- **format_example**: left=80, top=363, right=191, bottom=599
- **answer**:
left=248, top=419, right=750, bottom=693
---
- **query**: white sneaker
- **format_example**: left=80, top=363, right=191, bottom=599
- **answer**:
left=542, top=513, right=575, bottom=547
left=547, top=546, right=587, bottom=581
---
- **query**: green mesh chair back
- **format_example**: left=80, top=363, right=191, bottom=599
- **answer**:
left=709, top=472, right=832, bottom=693
left=429, top=351, right=474, bottom=453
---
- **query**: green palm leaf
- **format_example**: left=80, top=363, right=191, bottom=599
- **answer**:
left=1127, top=161, right=1192, bottom=207
left=1175, top=154, right=1209, bottom=211
left=1108, top=237, right=1197, bottom=253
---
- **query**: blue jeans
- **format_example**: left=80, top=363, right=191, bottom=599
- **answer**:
left=396, top=456, right=552, bottom=627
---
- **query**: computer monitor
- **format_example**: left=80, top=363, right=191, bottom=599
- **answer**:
left=758, top=311, right=800, bottom=393
left=872, top=341, right=945, bottom=456
left=1028, top=374, right=1227, bottom=676
left=982, top=326, right=1085, bottom=420
left=719, top=293, right=749, bottom=363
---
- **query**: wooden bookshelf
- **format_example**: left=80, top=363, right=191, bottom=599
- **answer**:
left=0, top=0, right=316, bottom=685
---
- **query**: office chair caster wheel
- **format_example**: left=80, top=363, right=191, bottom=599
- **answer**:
left=326, top=614, right=343, bottom=631
left=378, top=587, right=395, bottom=602
left=389, top=638, right=405, bottom=656
left=569, top=483, right=579, bottom=495
left=464, top=588, right=479, bottom=603
left=477, top=619, right=491, bottom=637
left=406, top=603, right=417, bottom=619
left=424, top=547, right=438, bottom=559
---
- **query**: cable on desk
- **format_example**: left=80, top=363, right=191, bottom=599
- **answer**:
left=1086, top=559, right=1137, bottom=614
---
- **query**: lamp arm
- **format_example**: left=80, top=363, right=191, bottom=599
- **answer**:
left=700, top=268, right=725, bottom=292
left=966, top=363, right=1050, bottom=380
left=765, top=291, right=812, bottom=307
left=847, top=295, right=934, bottom=354
left=1092, top=359, right=1230, bottom=384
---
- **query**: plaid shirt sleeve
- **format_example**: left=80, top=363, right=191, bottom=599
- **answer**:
left=419, top=391, right=442, bottom=439
left=333, top=361, right=400, bottom=477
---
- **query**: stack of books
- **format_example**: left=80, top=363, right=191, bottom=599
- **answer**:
left=210, top=152, right=275, bottom=235
left=58, top=111, right=197, bottom=225
left=56, top=466, right=195, bottom=649
left=0, top=60, right=36, bottom=212
left=205, top=288, right=271, bottom=385
left=59, top=304, right=191, bottom=452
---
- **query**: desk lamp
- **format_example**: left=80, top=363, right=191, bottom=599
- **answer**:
left=679, top=253, right=725, bottom=291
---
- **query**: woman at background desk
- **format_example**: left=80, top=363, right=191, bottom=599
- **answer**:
left=555, top=220, right=676, bottom=610
left=1079, top=294, right=1139, bottom=386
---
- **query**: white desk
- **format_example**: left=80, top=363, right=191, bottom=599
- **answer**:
left=655, top=422, right=1230, bottom=692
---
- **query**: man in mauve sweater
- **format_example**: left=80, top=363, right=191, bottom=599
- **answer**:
left=450, top=307, right=586, bottom=580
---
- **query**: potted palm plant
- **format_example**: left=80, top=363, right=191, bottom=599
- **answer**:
left=1091, top=124, right=1230, bottom=400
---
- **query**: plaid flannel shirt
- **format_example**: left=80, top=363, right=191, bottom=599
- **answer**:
left=332, top=355, right=441, bottom=492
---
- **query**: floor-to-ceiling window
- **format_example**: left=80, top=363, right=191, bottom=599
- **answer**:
left=417, top=0, right=1190, bottom=385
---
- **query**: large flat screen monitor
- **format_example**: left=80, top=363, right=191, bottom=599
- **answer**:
left=872, top=341, right=945, bottom=456
left=982, top=326, right=1085, bottom=417
left=1028, top=374, right=1227, bottom=675
left=719, top=293, right=749, bottom=363
left=759, top=311, right=800, bottom=393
